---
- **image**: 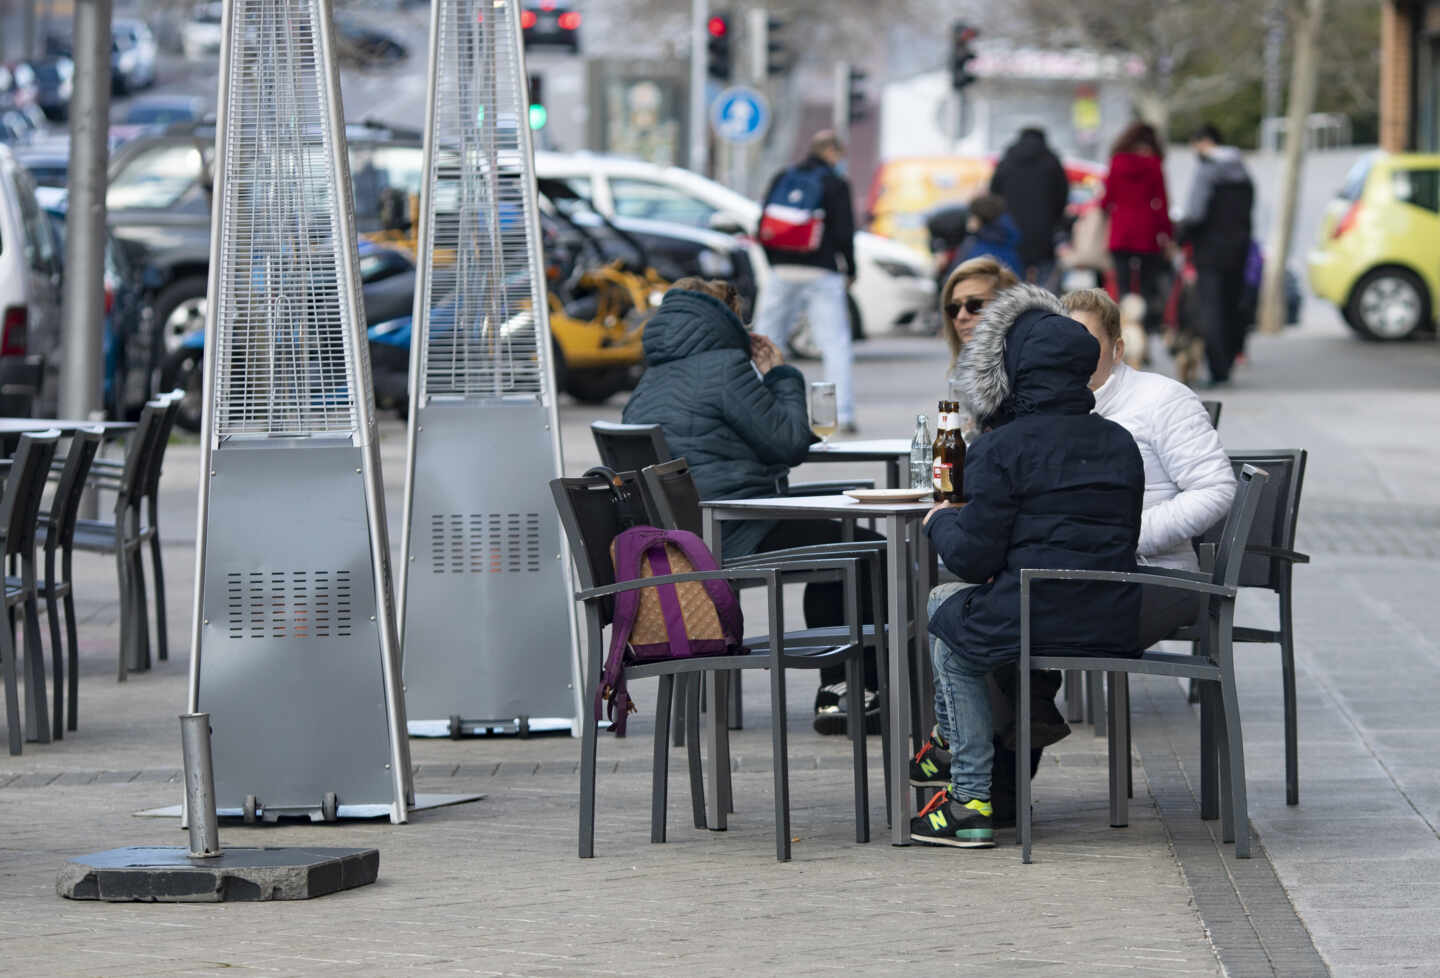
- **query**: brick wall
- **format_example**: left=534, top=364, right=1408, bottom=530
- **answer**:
left=1380, top=1, right=1414, bottom=152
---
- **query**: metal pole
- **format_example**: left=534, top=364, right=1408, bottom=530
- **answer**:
left=60, top=0, right=112, bottom=426
left=747, top=8, right=766, bottom=84
left=689, top=0, right=708, bottom=175
left=24, top=0, right=39, bottom=60
left=180, top=713, right=221, bottom=858
left=832, top=61, right=849, bottom=148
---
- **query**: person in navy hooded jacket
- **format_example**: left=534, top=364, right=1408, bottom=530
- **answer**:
left=910, top=283, right=1144, bottom=849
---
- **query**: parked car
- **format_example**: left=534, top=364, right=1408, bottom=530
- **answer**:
left=181, top=3, right=225, bottom=60
left=110, top=94, right=211, bottom=147
left=521, top=4, right=582, bottom=52
left=30, top=56, right=74, bottom=122
left=14, top=137, right=71, bottom=188
left=333, top=14, right=408, bottom=66
left=1307, top=150, right=1440, bottom=341
left=0, top=145, right=63, bottom=400
left=532, top=151, right=937, bottom=343
left=111, top=19, right=159, bottom=93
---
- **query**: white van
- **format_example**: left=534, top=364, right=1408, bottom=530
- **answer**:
left=0, top=145, right=63, bottom=377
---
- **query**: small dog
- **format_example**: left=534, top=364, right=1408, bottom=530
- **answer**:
left=1117, top=293, right=1149, bottom=370
left=1164, top=271, right=1208, bottom=387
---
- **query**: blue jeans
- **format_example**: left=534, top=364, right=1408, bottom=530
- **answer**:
left=928, top=582, right=991, bottom=803
left=754, top=270, right=855, bottom=425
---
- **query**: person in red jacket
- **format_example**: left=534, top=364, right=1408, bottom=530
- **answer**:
left=1101, top=122, right=1172, bottom=340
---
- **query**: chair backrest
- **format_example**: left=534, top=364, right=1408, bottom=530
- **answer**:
left=48, top=427, right=103, bottom=549
left=1200, top=399, right=1222, bottom=429
left=550, top=469, right=653, bottom=626
left=1200, top=450, right=1306, bottom=591
left=117, top=400, right=167, bottom=503
left=1208, top=464, right=1270, bottom=592
left=141, top=390, right=183, bottom=498
left=640, top=457, right=704, bottom=537
left=590, top=421, right=672, bottom=474
left=0, top=430, right=60, bottom=559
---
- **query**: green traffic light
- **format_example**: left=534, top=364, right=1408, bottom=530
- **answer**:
left=528, top=103, right=548, bottom=130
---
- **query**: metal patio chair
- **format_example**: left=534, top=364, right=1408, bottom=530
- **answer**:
left=551, top=470, right=870, bottom=861
left=1016, top=464, right=1270, bottom=863
left=0, top=356, right=45, bottom=460
left=0, top=430, right=60, bottom=754
left=31, top=429, right=102, bottom=738
left=1200, top=399, right=1222, bottom=429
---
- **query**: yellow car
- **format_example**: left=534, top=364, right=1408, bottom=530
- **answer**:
left=1308, top=151, right=1440, bottom=340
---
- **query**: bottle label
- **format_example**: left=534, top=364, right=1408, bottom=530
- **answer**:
left=933, top=461, right=953, bottom=493
left=938, top=412, right=951, bottom=432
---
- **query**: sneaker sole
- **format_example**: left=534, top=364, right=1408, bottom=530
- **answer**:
left=813, top=710, right=882, bottom=737
left=909, top=777, right=949, bottom=788
left=908, top=832, right=995, bottom=849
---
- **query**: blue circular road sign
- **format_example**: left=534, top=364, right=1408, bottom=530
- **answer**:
left=710, top=86, right=771, bottom=144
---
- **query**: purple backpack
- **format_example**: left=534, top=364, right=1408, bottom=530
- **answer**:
left=599, top=526, right=745, bottom=734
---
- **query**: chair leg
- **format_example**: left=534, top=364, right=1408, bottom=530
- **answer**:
left=21, top=596, right=49, bottom=743
left=578, top=621, right=602, bottom=859
left=149, top=529, right=168, bottom=662
left=718, top=673, right=734, bottom=815
left=847, top=654, right=870, bottom=844
left=705, top=669, right=729, bottom=831
left=64, top=591, right=78, bottom=733
left=875, top=637, right=892, bottom=829
left=46, top=590, right=63, bottom=741
left=1216, top=691, right=1235, bottom=845
left=686, top=674, right=706, bottom=830
left=1088, top=670, right=1105, bottom=736
left=651, top=674, right=675, bottom=844
left=770, top=660, right=791, bottom=862
left=1279, top=587, right=1299, bottom=807
left=1019, top=660, right=1033, bottom=862
left=672, top=673, right=686, bottom=747
left=128, top=543, right=151, bottom=673
left=1063, top=669, right=1084, bottom=723
left=114, top=541, right=130, bottom=682
left=727, top=668, right=743, bottom=730
left=1107, top=673, right=1129, bottom=828
left=1220, top=669, right=1252, bottom=859
left=1199, top=681, right=1220, bottom=821
left=1, top=607, right=21, bottom=755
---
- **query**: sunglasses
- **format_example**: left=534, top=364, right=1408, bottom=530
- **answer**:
left=946, top=297, right=987, bottom=320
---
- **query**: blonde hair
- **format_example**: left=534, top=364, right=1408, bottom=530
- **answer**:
left=941, top=257, right=1020, bottom=364
left=1062, top=287, right=1122, bottom=343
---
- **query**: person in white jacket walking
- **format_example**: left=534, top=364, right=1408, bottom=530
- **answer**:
left=1062, top=289, right=1236, bottom=647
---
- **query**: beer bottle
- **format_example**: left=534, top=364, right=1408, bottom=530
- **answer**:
left=932, top=401, right=954, bottom=502
left=946, top=403, right=967, bottom=503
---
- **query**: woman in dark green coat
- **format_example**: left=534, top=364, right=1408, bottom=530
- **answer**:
left=623, top=278, right=881, bottom=733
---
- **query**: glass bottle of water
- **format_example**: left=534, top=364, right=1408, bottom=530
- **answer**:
left=909, top=413, right=931, bottom=490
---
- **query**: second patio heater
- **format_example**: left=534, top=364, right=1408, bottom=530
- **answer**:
left=397, top=0, right=579, bottom=737
left=185, top=0, right=412, bottom=822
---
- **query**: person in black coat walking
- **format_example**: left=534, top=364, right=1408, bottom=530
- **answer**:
left=909, top=283, right=1144, bottom=849
left=622, top=279, right=884, bottom=732
left=989, top=127, right=1070, bottom=290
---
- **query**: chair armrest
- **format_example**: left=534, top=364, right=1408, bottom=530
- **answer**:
left=1020, top=567, right=1235, bottom=599
left=577, top=567, right=779, bottom=601
left=1244, top=544, right=1310, bottom=565
left=724, top=540, right=886, bottom=567
left=786, top=479, right=875, bottom=496
left=1135, top=565, right=1210, bottom=582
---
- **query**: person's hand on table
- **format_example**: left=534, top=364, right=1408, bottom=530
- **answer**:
left=750, top=334, right=785, bottom=375
left=924, top=500, right=958, bottom=526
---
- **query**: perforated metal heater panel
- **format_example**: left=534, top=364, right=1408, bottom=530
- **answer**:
left=397, top=0, right=580, bottom=735
left=185, top=0, right=412, bottom=823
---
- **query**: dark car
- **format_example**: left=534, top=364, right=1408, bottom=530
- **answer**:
left=334, top=15, right=408, bottom=67
left=15, top=137, right=71, bottom=189
left=29, top=57, right=73, bottom=122
left=521, top=4, right=582, bottom=52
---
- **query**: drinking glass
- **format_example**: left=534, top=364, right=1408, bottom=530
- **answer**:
left=810, top=381, right=837, bottom=442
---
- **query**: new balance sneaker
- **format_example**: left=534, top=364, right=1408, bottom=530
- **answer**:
left=909, top=734, right=952, bottom=788
left=909, top=789, right=995, bottom=848
left=813, top=682, right=881, bottom=736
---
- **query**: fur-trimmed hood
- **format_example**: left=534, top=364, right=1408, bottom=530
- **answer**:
left=955, top=283, right=1099, bottom=427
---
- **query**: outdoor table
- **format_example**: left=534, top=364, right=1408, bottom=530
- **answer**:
left=805, top=439, right=912, bottom=489
left=701, top=494, right=938, bottom=845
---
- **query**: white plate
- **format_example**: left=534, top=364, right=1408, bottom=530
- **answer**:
left=843, top=488, right=932, bottom=504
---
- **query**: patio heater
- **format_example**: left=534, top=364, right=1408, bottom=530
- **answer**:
left=396, top=0, right=580, bottom=737
left=185, top=0, right=412, bottom=822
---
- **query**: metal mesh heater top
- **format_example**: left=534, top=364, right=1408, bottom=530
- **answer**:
left=418, top=0, right=545, bottom=401
left=213, top=0, right=366, bottom=437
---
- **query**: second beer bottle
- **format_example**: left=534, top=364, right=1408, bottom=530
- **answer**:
left=931, top=400, right=967, bottom=504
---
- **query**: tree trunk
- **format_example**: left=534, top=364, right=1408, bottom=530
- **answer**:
left=1259, top=0, right=1327, bottom=335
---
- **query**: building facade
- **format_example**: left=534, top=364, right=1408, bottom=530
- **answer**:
left=1382, top=0, right=1440, bottom=151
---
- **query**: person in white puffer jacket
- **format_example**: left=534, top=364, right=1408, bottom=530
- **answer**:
left=1062, top=289, right=1236, bottom=647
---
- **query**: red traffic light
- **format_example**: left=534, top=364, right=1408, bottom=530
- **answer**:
left=707, top=15, right=728, bottom=37
left=520, top=9, right=537, bottom=28
left=558, top=11, right=581, bottom=30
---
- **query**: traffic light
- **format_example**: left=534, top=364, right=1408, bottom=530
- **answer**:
left=765, top=16, right=791, bottom=77
left=527, top=73, right=547, bottom=131
left=846, top=67, right=868, bottom=124
left=950, top=22, right=978, bottom=92
left=706, top=13, right=732, bottom=83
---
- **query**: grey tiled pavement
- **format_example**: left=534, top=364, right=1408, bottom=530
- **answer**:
left=3, top=308, right=1436, bottom=975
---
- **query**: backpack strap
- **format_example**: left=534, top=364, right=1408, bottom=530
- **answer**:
left=598, top=526, right=661, bottom=734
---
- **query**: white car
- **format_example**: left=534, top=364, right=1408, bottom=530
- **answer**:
left=533, top=151, right=936, bottom=343
left=0, top=145, right=62, bottom=381
left=181, top=4, right=224, bottom=60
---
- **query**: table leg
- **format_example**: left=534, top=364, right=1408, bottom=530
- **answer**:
left=702, top=508, right=744, bottom=731
left=886, top=513, right=914, bottom=845
left=914, top=523, right=936, bottom=758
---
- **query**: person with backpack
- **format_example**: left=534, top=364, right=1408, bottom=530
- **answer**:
left=909, top=284, right=1144, bottom=848
left=946, top=193, right=1022, bottom=280
left=622, top=277, right=885, bottom=734
left=988, top=127, right=1070, bottom=291
left=754, top=130, right=859, bottom=433
left=1177, top=123, right=1254, bottom=386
